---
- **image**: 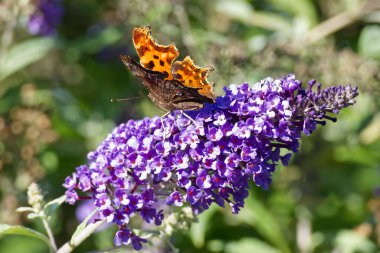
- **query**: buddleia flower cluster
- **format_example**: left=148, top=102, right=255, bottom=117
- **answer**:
left=63, top=74, right=358, bottom=250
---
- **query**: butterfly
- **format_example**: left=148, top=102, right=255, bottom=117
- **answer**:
left=120, top=26, right=216, bottom=113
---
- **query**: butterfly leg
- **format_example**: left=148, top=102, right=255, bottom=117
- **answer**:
left=181, top=110, right=200, bottom=127
left=161, top=111, right=171, bottom=139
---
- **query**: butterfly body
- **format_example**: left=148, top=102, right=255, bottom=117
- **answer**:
left=121, top=55, right=214, bottom=111
left=121, top=26, right=216, bottom=112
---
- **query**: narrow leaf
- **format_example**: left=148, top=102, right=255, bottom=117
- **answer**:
left=236, top=197, right=291, bottom=253
left=27, top=213, right=43, bottom=220
left=0, top=38, right=55, bottom=81
left=70, top=208, right=98, bottom=244
left=358, top=25, right=380, bottom=59
left=0, top=224, right=49, bottom=245
left=44, top=195, right=67, bottom=218
left=16, top=207, right=35, bottom=213
left=190, top=204, right=218, bottom=248
left=226, top=238, right=281, bottom=253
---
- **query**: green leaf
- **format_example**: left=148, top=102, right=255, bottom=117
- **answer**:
left=16, top=207, right=35, bottom=213
left=0, top=224, right=49, bottom=246
left=74, top=27, right=123, bottom=54
left=27, top=213, right=44, bottom=220
left=358, top=25, right=380, bottom=59
left=334, top=230, right=377, bottom=253
left=235, top=197, right=291, bottom=253
left=190, top=204, right=219, bottom=248
left=215, top=0, right=291, bottom=31
left=225, top=238, right=281, bottom=253
left=269, top=0, right=318, bottom=26
left=70, top=208, right=98, bottom=244
left=44, top=195, right=67, bottom=218
left=0, top=38, right=55, bottom=81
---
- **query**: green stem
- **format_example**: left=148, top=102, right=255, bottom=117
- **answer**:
left=56, top=220, right=105, bottom=253
left=41, top=217, right=57, bottom=252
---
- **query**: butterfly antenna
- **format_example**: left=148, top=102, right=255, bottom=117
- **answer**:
left=110, top=96, right=142, bottom=102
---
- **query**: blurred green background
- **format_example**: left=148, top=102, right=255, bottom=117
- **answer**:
left=1, top=0, right=380, bottom=252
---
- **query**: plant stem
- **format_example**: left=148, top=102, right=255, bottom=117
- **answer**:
left=41, top=217, right=58, bottom=252
left=56, top=220, right=105, bottom=253
left=306, top=0, right=380, bottom=44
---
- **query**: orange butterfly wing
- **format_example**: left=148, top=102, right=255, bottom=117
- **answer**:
left=132, top=26, right=179, bottom=80
left=171, top=56, right=216, bottom=100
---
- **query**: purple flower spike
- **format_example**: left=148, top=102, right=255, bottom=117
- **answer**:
left=64, top=74, right=358, bottom=250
